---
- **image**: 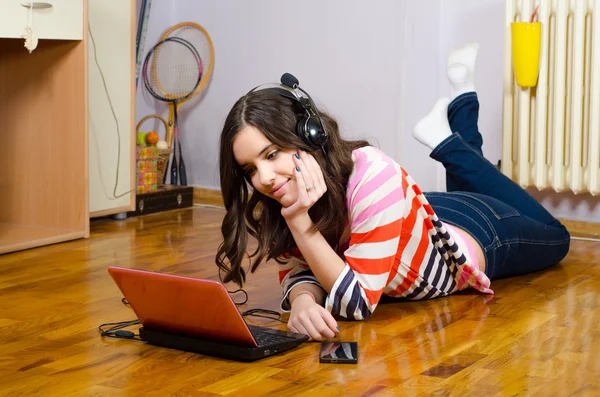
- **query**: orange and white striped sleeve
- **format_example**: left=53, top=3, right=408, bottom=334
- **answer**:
left=324, top=147, right=405, bottom=320
left=278, top=249, right=325, bottom=311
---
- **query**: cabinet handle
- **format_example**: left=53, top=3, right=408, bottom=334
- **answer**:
left=21, top=2, right=53, bottom=9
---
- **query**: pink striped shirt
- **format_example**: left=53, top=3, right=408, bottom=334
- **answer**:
left=279, top=146, right=493, bottom=320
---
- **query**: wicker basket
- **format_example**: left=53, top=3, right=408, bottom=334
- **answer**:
left=136, top=114, right=173, bottom=187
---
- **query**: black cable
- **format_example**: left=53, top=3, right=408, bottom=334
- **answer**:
left=98, top=297, right=142, bottom=341
left=98, top=319, right=142, bottom=341
left=227, top=288, right=248, bottom=305
left=228, top=288, right=286, bottom=323
left=241, top=308, right=287, bottom=324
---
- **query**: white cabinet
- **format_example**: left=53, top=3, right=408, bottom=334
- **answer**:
left=0, top=0, right=83, bottom=40
left=88, top=0, right=136, bottom=217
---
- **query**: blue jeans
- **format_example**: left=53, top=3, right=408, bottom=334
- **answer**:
left=424, top=92, right=570, bottom=280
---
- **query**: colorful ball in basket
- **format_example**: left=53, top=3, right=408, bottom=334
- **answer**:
left=146, top=131, right=159, bottom=145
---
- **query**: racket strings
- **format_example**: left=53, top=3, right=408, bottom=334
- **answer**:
left=142, top=38, right=202, bottom=102
left=166, top=26, right=214, bottom=100
left=172, top=28, right=212, bottom=66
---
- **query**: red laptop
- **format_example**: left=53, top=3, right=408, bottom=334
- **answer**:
left=107, top=266, right=308, bottom=361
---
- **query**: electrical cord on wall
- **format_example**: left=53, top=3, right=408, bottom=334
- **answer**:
left=88, top=21, right=134, bottom=200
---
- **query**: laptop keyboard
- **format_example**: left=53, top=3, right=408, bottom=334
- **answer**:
left=251, top=329, right=295, bottom=347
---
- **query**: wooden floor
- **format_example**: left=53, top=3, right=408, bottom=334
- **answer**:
left=1, top=206, right=600, bottom=396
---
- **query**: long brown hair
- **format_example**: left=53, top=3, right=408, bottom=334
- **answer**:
left=216, top=89, right=370, bottom=286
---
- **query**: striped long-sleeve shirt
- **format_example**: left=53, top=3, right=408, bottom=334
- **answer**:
left=279, top=146, right=493, bottom=320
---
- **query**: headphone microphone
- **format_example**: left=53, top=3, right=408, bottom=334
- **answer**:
left=280, top=73, right=299, bottom=89
left=250, top=73, right=329, bottom=154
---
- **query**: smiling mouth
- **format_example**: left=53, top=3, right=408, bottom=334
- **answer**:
left=272, top=180, right=289, bottom=195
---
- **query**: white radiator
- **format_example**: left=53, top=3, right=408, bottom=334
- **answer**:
left=502, top=0, right=600, bottom=195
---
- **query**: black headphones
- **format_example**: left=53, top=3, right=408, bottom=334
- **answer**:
left=249, top=73, right=329, bottom=153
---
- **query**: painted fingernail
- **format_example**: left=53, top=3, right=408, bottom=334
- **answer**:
left=294, top=153, right=300, bottom=159
left=336, top=326, right=340, bottom=331
left=295, top=166, right=300, bottom=172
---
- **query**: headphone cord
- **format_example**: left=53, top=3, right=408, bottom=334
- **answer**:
left=228, top=288, right=287, bottom=324
left=98, top=298, right=142, bottom=340
left=98, top=319, right=142, bottom=340
left=220, top=268, right=286, bottom=323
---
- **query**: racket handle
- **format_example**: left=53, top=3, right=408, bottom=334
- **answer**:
left=179, top=141, right=187, bottom=186
left=162, top=154, right=171, bottom=184
left=170, top=152, right=178, bottom=185
left=179, top=158, right=187, bottom=186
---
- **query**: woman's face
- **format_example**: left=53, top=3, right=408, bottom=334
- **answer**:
left=232, top=126, right=298, bottom=207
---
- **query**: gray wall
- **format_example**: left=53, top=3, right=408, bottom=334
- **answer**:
left=135, top=0, right=600, bottom=222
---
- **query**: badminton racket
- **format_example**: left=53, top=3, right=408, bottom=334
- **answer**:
left=142, top=36, right=202, bottom=185
left=160, top=21, right=215, bottom=112
left=159, top=22, right=215, bottom=185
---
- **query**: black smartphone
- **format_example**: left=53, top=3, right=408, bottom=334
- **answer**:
left=319, top=341, right=358, bottom=364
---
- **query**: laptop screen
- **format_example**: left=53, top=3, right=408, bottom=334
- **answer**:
left=107, top=266, right=258, bottom=347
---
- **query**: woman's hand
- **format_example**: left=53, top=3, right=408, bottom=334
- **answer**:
left=288, top=293, right=340, bottom=341
left=280, top=150, right=327, bottom=222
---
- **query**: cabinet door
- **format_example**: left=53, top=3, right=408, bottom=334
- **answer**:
left=0, top=0, right=83, bottom=40
left=88, top=0, right=136, bottom=216
left=0, top=1, right=27, bottom=38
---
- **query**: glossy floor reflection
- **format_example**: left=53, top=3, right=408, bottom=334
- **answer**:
left=0, top=206, right=599, bottom=396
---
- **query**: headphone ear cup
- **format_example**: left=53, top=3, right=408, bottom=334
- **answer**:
left=257, top=81, right=328, bottom=151
left=297, top=115, right=328, bottom=148
left=296, top=115, right=311, bottom=146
